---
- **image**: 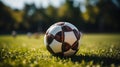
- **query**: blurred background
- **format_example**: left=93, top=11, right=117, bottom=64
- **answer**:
left=0, top=0, right=120, bottom=34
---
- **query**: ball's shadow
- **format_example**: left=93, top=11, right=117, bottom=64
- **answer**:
left=58, top=54, right=120, bottom=66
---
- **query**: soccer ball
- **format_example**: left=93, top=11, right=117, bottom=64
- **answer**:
left=44, top=22, right=81, bottom=57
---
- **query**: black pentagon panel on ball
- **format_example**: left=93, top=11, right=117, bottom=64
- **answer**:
left=73, top=29, right=80, bottom=40
left=71, top=41, right=79, bottom=50
left=62, top=25, right=73, bottom=32
left=46, top=34, right=54, bottom=45
left=54, top=31, right=63, bottom=42
left=62, top=42, right=71, bottom=52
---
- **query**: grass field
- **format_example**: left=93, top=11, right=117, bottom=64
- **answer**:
left=0, top=34, right=120, bottom=67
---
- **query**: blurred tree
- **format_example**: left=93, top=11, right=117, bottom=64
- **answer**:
left=0, top=2, right=15, bottom=33
left=57, top=0, right=84, bottom=29
left=23, top=4, right=36, bottom=30
left=96, top=0, right=120, bottom=32
left=0, top=1, right=24, bottom=33
left=11, top=10, right=24, bottom=29
left=81, top=0, right=99, bottom=32
left=0, top=0, right=120, bottom=34
left=45, top=5, right=56, bottom=18
left=83, top=0, right=120, bottom=32
left=45, top=4, right=58, bottom=26
left=23, top=4, right=50, bottom=32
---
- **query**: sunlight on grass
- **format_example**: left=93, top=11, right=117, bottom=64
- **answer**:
left=0, top=34, right=120, bottom=67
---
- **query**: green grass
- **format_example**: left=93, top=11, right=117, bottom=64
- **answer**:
left=0, top=34, right=120, bottom=67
